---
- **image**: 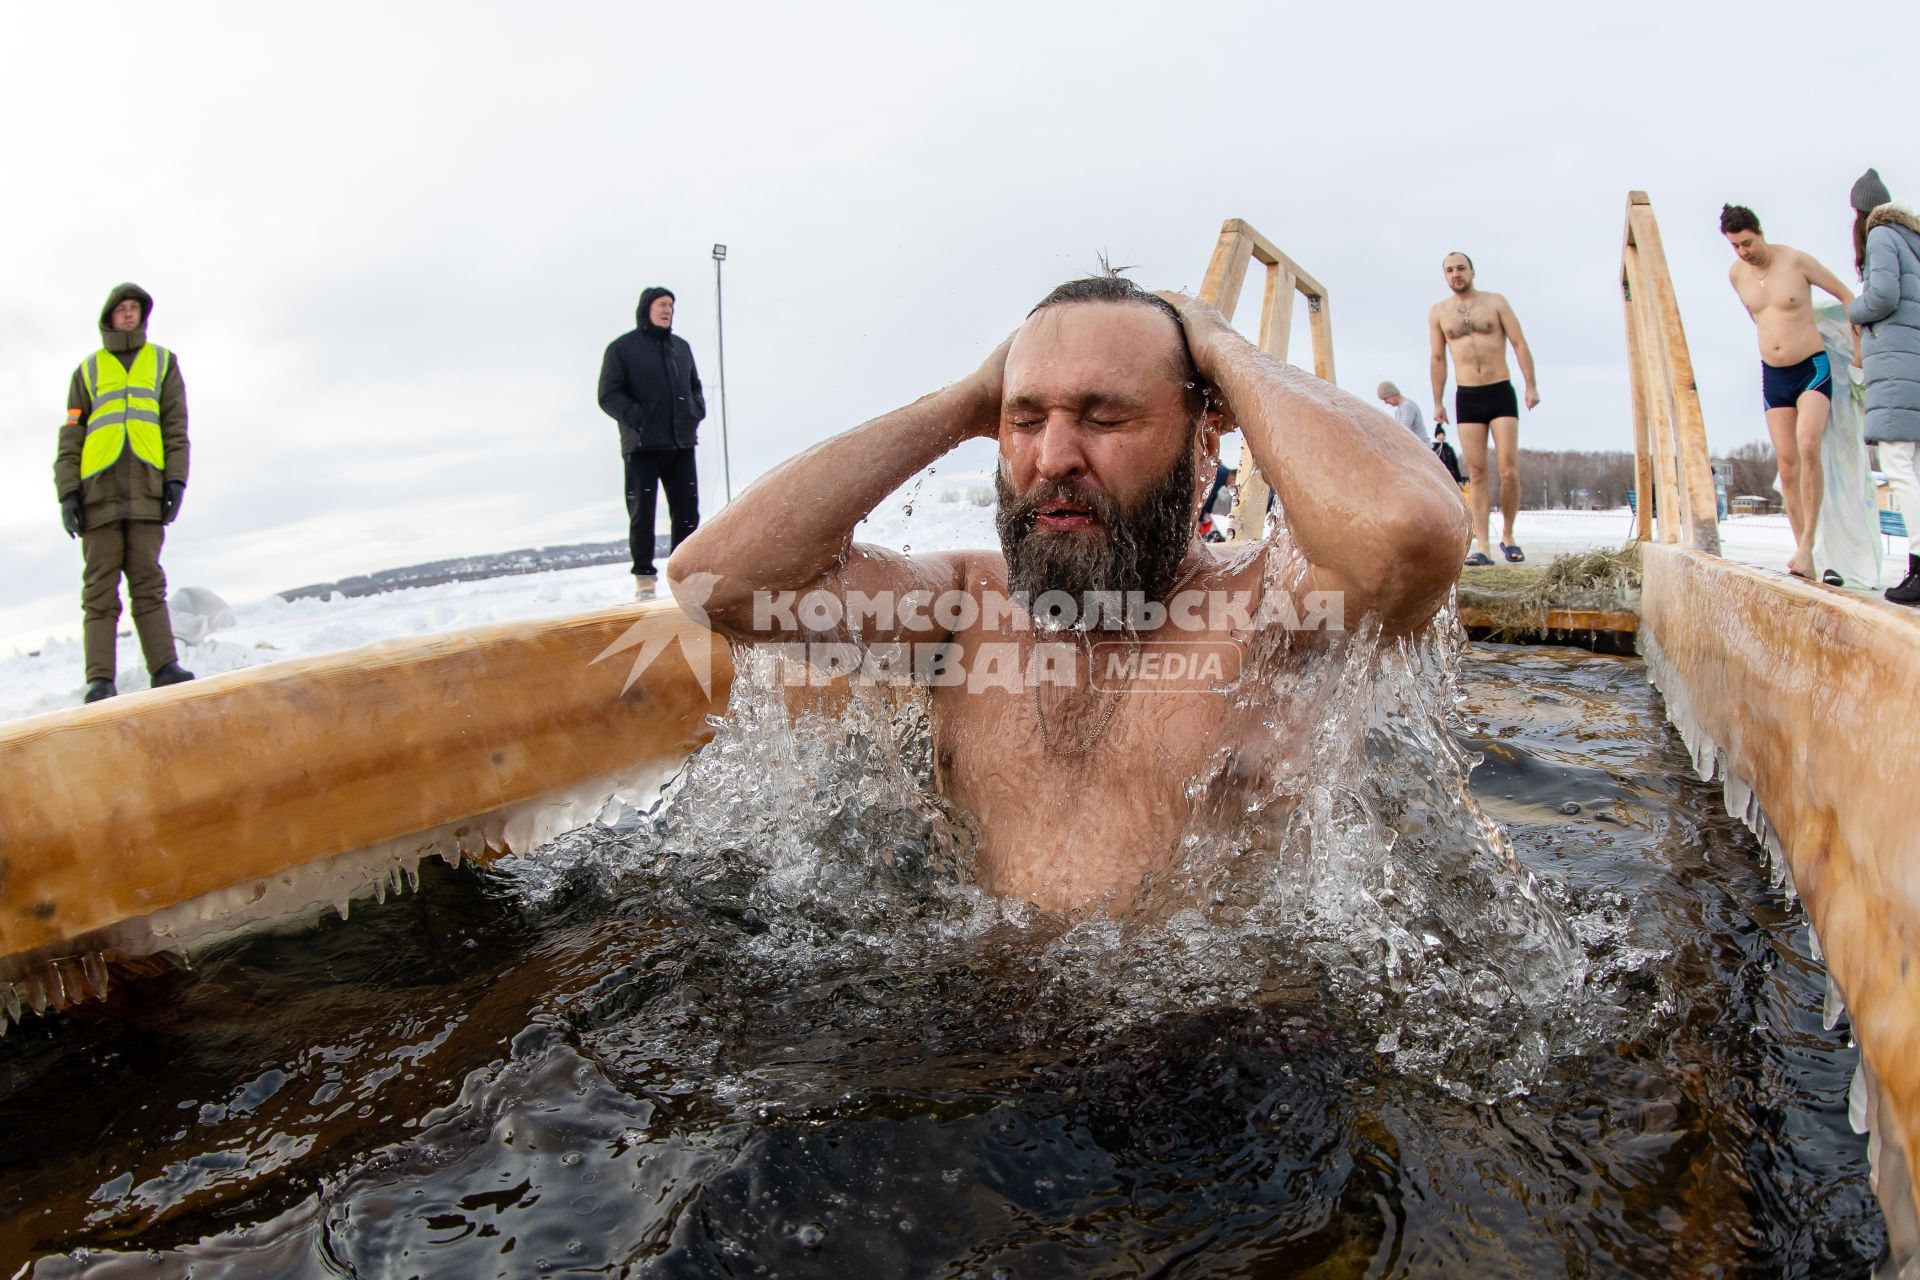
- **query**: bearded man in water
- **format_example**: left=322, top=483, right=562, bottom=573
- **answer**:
left=669, top=276, right=1467, bottom=912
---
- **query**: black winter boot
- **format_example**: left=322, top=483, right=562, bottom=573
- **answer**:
left=1887, top=554, right=1920, bottom=606
left=84, top=679, right=117, bottom=703
left=150, top=660, right=196, bottom=687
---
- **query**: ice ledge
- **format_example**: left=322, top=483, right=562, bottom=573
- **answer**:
left=1641, top=625, right=1918, bottom=1275
left=0, top=760, right=683, bottom=1030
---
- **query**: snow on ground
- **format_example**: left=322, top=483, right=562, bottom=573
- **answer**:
left=0, top=477, right=1906, bottom=726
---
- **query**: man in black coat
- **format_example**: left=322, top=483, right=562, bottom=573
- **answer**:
left=1432, top=425, right=1464, bottom=486
left=598, top=286, right=706, bottom=594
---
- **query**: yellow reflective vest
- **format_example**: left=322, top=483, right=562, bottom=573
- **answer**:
left=79, top=344, right=170, bottom=479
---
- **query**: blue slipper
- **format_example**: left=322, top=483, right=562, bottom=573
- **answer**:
left=1465, top=551, right=1494, bottom=566
left=1500, top=543, right=1526, bottom=563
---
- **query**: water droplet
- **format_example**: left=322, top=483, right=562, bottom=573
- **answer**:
left=794, top=1222, right=827, bottom=1249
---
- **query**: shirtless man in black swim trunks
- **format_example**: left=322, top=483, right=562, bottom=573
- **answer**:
left=1721, top=204, right=1858, bottom=580
left=1428, top=252, right=1539, bottom=564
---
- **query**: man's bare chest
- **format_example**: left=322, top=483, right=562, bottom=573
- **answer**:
left=1736, top=269, right=1811, bottom=318
left=930, top=681, right=1224, bottom=815
left=1442, top=301, right=1501, bottom=343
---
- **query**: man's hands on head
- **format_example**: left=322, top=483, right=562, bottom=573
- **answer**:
left=958, top=333, right=1015, bottom=439
left=1153, top=290, right=1233, bottom=374
left=1153, top=291, right=1242, bottom=431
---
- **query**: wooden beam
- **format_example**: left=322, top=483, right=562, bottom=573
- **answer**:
left=1627, top=247, right=1683, bottom=544
left=1232, top=261, right=1297, bottom=532
left=1458, top=606, right=1639, bottom=634
left=1221, top=218, right=1328, bottom=299
left=1199, top=222, right=1256, bottom=320
left=1622, top=261, right=1655, bottom=543
left=1258, top=263, right=1296, bottom=360
left=1626, top=198, right=1721, bottom=554
left=0, top=602, right=731, bottom=975
left=1307, top=292, right=1337, bottom=385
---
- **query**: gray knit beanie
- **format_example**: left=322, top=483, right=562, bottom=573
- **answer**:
left=1851, top=167, right=1891, bottom=214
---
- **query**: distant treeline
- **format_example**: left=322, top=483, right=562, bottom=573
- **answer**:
left=1471, top=443, right=1778, bottom=510
left=1469, top=449, right=1637, bottom=510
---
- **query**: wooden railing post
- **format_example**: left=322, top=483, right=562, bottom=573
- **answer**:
left=1622, top=263, right=1655, bottom=543
left=1623, top=192, right=1720, bottom=555
left=1626, top=246, right=1682, bottom=543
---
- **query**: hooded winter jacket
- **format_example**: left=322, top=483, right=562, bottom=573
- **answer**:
left=598, top=287, right=707, bottom=452
left=1848, top=206, right=1920, bottom=445
left=54, top=283, right=191, bottom=524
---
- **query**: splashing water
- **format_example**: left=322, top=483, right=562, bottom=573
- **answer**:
left=506, top=556, right=1629, bottom=1106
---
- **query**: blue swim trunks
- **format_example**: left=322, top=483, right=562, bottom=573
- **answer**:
left=1761, top=352, right=1830, bottom=410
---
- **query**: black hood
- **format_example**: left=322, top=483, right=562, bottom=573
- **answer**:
left=637, top=287, right=675, bottom=334
left=98, top=282, right=154, bottom=354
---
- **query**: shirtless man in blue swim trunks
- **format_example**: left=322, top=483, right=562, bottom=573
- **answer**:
left=1428, top=252, right=1540, bottom=564
left=1722, top=203, right=1857, bottom=580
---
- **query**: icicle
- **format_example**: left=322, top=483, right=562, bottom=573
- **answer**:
left=1851, top=1059, right=1870, bottom=1135
left=1824, top=973, right=1847, bottom=1031
left=81, top=952, right=110, bottom=1000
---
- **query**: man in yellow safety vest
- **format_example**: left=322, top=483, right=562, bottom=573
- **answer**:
left=53, top=283, right=196, bottom=703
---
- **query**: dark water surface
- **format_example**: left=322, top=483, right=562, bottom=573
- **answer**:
left=0, top=647, right=1884, bottom=1277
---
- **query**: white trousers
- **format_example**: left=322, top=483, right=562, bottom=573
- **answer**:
left=1882, top=440, right=1920, bottom=557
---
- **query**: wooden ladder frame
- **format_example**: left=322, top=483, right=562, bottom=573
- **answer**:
left=1196, top=218, right=1336, bottom=536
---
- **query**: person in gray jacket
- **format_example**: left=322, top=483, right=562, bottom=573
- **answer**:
left=1846, top=167, right=1920, bottom=605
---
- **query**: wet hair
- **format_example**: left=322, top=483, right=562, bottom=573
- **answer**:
left=1443, top=252, right=1474, bottom=271
left=1854, top=207, right=1871, bottom=279
left=1433, top=425, right=1447, bottom=438
left=1028, top=272, right=1210, bottom=421
left=1720, top=204, right=1762, bottom=237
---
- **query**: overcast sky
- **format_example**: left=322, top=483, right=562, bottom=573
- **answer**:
left=1, top=2, right=1908, bottom=655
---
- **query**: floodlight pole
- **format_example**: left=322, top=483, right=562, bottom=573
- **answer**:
left=711, top=243, right=733, bottom=503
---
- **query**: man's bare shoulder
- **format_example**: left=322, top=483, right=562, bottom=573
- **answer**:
left=1769, top=244, right=1820, bottom=279
left=857, top=547, right=1010, bottom=598
left=944, top=548, right=1007, bottom=595
left=1786, top=245, right=1841, bottom=283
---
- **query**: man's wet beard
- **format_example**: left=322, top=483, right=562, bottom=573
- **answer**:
left=994, top=445, right=1197, bottom=628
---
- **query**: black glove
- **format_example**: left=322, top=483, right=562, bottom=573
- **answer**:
left=161, top=481, right=186, bottom=525
left=60, top=492, right=83, bottom=538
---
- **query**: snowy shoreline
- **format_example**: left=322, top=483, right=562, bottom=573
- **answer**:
left=1, top=488, right=1898, bottom=725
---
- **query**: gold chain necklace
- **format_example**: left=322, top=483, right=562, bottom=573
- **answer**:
left=1033, top=676, right=1127, bottom=758
left=1029, top=632, right=1135, bottom=758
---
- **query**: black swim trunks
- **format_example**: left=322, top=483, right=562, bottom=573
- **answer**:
left=1761, top=352, right=1831, bottom=410
left=1455, top=380, right=1519, bottom=424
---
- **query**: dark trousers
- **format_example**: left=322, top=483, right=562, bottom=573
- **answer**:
left=81, top=517, right=176, bottom=682
left=624, top=448, right=700, bottom=576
